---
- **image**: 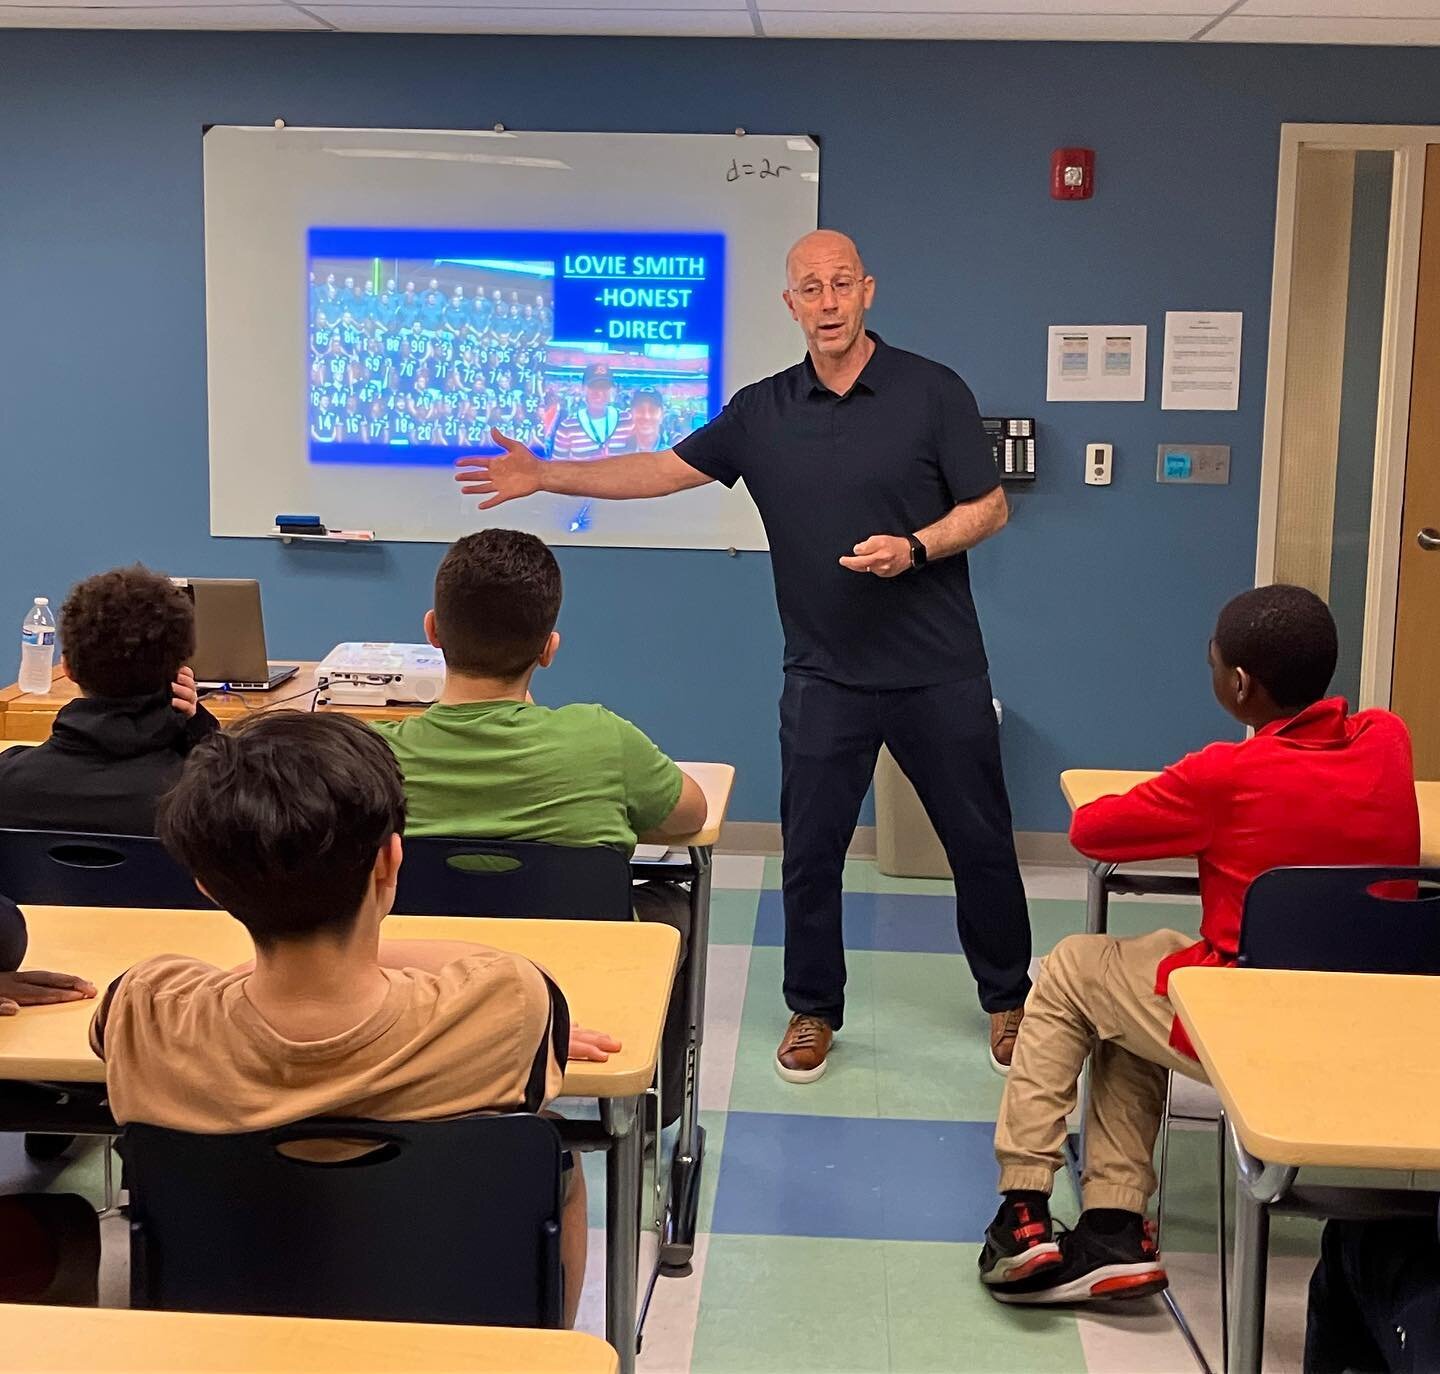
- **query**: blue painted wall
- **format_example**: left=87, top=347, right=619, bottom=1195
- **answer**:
left=3, top=33, right=1439, bottom=829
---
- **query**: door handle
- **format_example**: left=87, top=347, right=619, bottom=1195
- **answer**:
left=1419, top=528, right=1440, bottom=551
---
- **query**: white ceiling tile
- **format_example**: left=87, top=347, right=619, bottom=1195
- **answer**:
left=314, top=3, right=753, bottom=27
left=1239, top=0, right=1440, bottom=14
left=760, top=10, right=1206, bottom=36
left=331, top=0, right=744, bottom=9
left=762, top=0, right=1221, bottom=13
left=0, top=0, right=290, bottom=6
left=1204, top=11, right=1440, bottom=37
left=0, top=3, right=320, bottom=20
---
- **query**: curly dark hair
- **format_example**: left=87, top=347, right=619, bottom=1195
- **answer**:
left=60, top=565, right=195, bottom=699
left=433, top=530, right=562, bottom=678
left=1214, top=584, right=1338, bottom=709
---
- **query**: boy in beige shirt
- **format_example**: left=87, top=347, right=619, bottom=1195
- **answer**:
left=90, top=711, right=616, bottom=1326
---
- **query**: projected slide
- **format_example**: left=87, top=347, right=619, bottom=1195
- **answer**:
left=307, top=229, right=723, bottom=467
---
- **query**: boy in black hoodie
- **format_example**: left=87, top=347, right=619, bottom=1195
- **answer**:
left=0, top=565, right=217, bottom=980
left=0, top=565, right=218, bottom=836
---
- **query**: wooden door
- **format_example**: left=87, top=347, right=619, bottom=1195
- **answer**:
left=1392, top=145, right=1440, bottom=777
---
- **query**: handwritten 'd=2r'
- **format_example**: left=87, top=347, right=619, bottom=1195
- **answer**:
left=727, top=158, right=791, bottom=183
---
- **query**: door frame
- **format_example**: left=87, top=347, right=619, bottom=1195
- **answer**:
left=1255, top=123, right=1438, bottom=708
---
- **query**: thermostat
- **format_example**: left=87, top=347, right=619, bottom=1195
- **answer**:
left=1084, top=443, right=1113, bottom=486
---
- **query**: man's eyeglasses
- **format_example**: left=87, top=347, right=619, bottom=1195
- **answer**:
left=795, top=277, right=863, bottom=303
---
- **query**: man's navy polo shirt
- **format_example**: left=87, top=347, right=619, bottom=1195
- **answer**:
left=675, top=333, right=1000, bottom=690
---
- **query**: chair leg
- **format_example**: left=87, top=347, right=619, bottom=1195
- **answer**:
left=1217, top=1111, right=1230, bottom=1374
left=1155, top=1071, right=1175, bottom=1252
left=99, top=1138, right=117, bottom=1216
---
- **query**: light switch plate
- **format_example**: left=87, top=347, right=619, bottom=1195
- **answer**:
left=1156, top=444, right=1230, bottom=484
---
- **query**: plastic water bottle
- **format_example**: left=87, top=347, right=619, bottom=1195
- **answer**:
left=18, top=597, right=57, bottom=695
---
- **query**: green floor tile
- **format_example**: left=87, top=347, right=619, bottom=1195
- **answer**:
left=884, top=1241, right=1088, bottom=1373
left=708, top=888, right=762, bottom=946
left=761, top=857, right=955, bottom=897
left=1027, top=897, right=1201, bottom=957
left=42, top=1137, right=110, bottom=1206
left=726, top=946, right=880, bottom=1118
left=869, top=951, right=1005, bottom=1121
left=691, top=1235, right=891, bottom=1374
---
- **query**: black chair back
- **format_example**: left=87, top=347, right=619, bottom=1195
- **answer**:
left=1238, top=866, right=1440, bottom=974
left=0, top=828, right=211, bottom=909
left=393, top=836, right=635, bottom=920
left=125, top=1113, right=564, bottom=1327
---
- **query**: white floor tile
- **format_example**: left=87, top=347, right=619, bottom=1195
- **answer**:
left=99, top=1206, right=129, bottom=1308
left=637, top=1233, right=708, bottom=1373
left=1022, top=865, right=1089, bottom=901
left=1077, top=1248, right=1315, bottom=1373
left=575, top=1225, right=704, bottom=1372
left=698, top=944, right=751, bottom=1114
left=711, top=855, right=765, bottom=890
left=1073, top=1288, right=1196, bottom=1373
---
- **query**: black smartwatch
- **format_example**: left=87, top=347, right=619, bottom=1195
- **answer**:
left=905, top=533, right=928, bottom=571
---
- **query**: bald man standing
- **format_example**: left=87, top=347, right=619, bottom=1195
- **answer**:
left=456, top=231, right=1032, bottom=1081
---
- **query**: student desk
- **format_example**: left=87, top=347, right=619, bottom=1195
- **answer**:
left=0, top=907, right=677, bottom=1374
left=0, top=664, right=402, bottom=741
left=1060, top=770, right=1440, bottom=940
left=1056, top=772, right=1440, bottom=1224
left=0, top=1303, right=619, bottom=1373
left=1170, top=967, right=1440, bottom=1373
left=0, top=666, right=735, bottom=1272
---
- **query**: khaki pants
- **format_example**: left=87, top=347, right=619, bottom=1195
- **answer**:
left=994, top=929, right=1209, bottom=1215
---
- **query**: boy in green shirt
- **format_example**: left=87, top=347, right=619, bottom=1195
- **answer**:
left=374, top=529, right=706, bottom=1120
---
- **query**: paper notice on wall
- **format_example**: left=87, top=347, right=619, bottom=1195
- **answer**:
left=1046, top=325, right=1147, bottom=402
left=1161, top=311, right=1242, bottom=411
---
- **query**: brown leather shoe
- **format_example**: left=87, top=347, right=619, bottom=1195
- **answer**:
left=989, top=1005, right=1025, bottom=1076
left=775, top=1013, right=835, bottom=1084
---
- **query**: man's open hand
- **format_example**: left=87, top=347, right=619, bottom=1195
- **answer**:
left=839, top=534, right=914, bottom=578
left=454, top=431, right=545, bottom=510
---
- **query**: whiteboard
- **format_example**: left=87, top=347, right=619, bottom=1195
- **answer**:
left=202, top=126, right=820, bottom=549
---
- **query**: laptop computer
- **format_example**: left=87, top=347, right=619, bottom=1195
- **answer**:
left=171, top=578, right=299, bottom=692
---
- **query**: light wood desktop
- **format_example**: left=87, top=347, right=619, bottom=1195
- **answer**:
left=1170, top=966, right=1440, bottom=1170
left=1061, top=768, right=1440, bottom=865
left=0, top=1303, right=618, bottom=1374
left=0, top=663, right=734, bottom=1295
left=0, top=906, right=674, bottom=1374
left=1170, top=966, right=1440, bottom=1371
left=0, top=666, right=735, bottom=851
left=0, top=907, right=675, bottom=1097
left=0, top=664, right=419, bottom=741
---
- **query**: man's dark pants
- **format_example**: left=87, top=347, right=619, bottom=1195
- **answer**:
left=779, top=671, right=1032, bottom=1029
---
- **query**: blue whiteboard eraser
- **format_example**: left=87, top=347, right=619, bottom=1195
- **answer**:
left=275, top=514, right=322, bottom=525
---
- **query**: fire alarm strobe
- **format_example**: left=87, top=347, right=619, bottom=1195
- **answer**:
left=1052, top=148, right=1095, bottom=201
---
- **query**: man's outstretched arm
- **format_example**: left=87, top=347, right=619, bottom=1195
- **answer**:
left=455, top=429, right=713, bottom=510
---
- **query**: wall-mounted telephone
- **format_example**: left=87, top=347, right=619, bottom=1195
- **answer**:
left=984, top=417, right=1036, bottom=482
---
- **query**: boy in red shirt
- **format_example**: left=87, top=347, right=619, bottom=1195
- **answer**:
left=979, top=585, right=1418, bottom=1305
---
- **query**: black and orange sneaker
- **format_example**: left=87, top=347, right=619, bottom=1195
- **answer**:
left=989, top=1210, right=1167, bottom=1306
left=978, top=1195, right=1062, bottom=1290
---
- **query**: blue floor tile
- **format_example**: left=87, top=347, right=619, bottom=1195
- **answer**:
left=711, top=1110, right=999, bottom=1242
left=753, top=889, right=961, bottom=954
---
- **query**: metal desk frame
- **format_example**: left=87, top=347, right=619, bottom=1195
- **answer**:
left=631, top=844, right=714, bottom=1272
